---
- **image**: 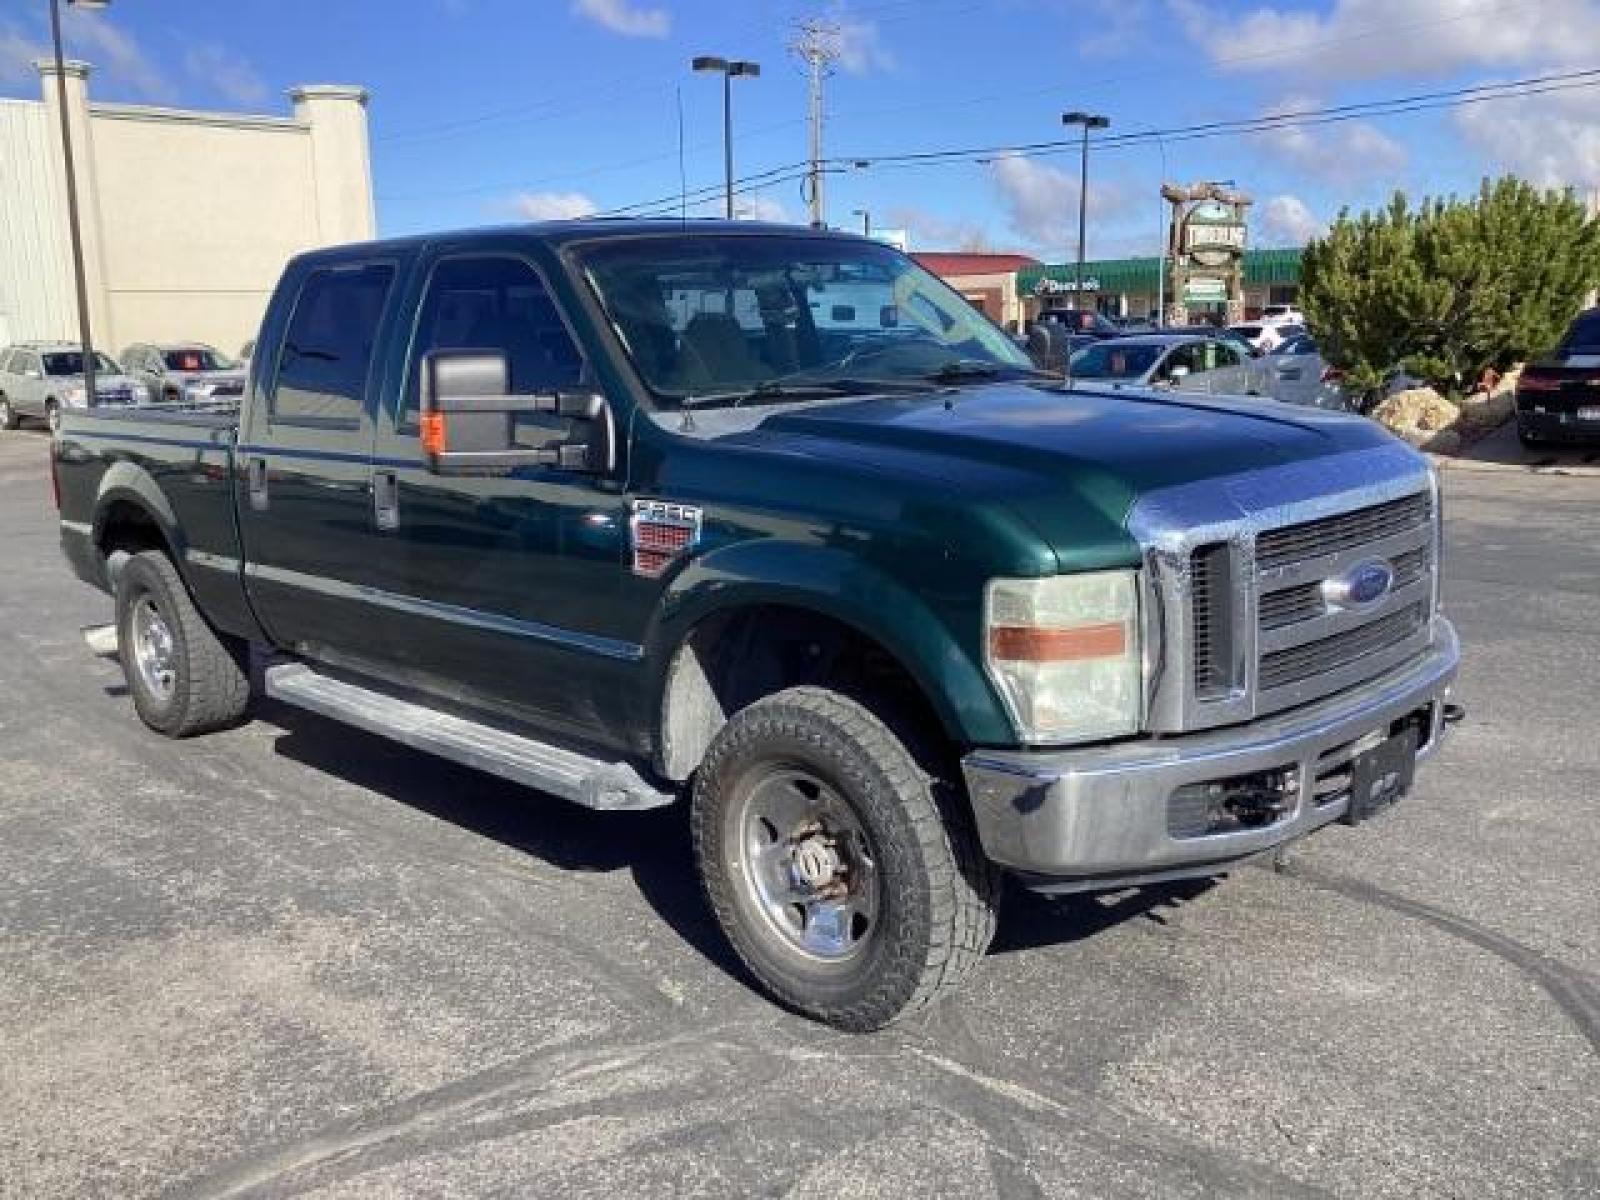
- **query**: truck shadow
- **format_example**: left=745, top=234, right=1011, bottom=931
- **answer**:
left=258, top=697, right=1219, bottom=990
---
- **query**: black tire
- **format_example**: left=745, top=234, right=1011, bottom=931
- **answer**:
left=691, top=686, right=999, bottom=1031
left=0, top=394, right=16, bottom=431
left=115, top=550, right=250, bottom=737
left=1517, top=426, right=1546, bottom=450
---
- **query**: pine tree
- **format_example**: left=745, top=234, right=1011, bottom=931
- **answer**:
left=1301, top=177, right=1600, bottom=399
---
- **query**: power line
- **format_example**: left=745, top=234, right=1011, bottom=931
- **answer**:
left=823, top=67, right=1600, bottom=172
left=591, top=66, right=1600, bottom=222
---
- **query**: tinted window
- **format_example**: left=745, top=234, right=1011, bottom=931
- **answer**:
left=1210, top=341, right=1241, bottom=369
left=404, top=256, right=586, bottom=425
left=42, top=351, right=116, bottom=375
left=1068, top=342, right=1163, bottom=380
left=272, top=264, right=394, bottom=425
left=1561, top=312, right=1600, bottom=354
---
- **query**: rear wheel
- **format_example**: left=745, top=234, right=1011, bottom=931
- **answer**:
left=0, top=395, right=15, bottom=431
left=115, top=550, right=250, bottom=737
left=691, top=686, right=999, bottom=1031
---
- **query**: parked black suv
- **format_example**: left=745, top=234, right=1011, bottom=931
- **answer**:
left=1516, top=308, right=1600, bottom=446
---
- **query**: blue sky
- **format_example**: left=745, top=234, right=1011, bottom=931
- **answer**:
left=4, top=1, right=1599, bottom=261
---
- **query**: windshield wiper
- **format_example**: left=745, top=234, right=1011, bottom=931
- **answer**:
left=919, top=359, right=1051, bottom=384
left=679, top=377, right=931, bottom=410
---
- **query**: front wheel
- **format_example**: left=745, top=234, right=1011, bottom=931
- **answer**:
left=115, top=550, right=250, bottom=737
left=691, top=687, right=999, bottom=1031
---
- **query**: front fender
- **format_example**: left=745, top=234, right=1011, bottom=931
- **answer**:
left=643, top=538, right=1014, bottom=747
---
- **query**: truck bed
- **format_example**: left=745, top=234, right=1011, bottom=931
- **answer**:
left=56, top=402, right=257, bottom=641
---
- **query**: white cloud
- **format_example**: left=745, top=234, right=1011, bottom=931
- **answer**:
left=832, top=14, right=895, bottom=75
left=734, top=194, right=791, bottom=223
left=1171, top=0, right=1600, bottom=81
left=1255, top=95, right=1408, bottom=184
left=0, top=11, right=170, bottom=101
left=183, top=44, right=268, bottom=108
left=988, top=154, right=1127, bottom=254
left=886, top=205, right=996, bottom=251
left=1454, top=83, right=1600, bottom=189
left=62, top=8, right=172, bottom=102
left=512, top=191, right=600, bottom=220
left=1258, top=194, right=1327, bottom=245
left=0, top=28, right=43, bottom=88
left=571, top=0, right=670, bottom=39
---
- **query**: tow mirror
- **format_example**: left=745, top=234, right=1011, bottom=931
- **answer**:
left=420, top=350, right=612, bottom=476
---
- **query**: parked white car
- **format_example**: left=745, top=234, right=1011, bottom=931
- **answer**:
left=0, top=342, right=148, bottom=432
left=1260, top=304, right=1305, bottom=327
left=1230, top=322, right=1283, bottom=355
left=1067, top=333, right=1262, bottom=395
left=1263, top=334, right=1353, bottom=409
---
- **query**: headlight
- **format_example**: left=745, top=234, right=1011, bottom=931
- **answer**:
left=984, top=570, right=1143, bottom=744
left=62, top=385, right=88, bottom=408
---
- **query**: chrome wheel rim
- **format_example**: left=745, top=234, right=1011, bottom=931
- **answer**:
left=732, top=767, right=880, bottom=963
left=131, top=597, right=177, bottom=701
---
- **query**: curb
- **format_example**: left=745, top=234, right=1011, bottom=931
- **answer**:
left=1427, top=452, right=1600, bottom=478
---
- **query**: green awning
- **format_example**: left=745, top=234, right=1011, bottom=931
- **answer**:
left=1018, top=248, right=1302, bottom=295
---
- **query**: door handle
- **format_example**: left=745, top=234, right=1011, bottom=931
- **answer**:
left=373, top=470, right=399, bottom=531
left=246, top=456, right=268, bottom=511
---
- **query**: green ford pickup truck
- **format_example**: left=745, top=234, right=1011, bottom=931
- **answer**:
left=56, top=222, right=1459, bottom=1030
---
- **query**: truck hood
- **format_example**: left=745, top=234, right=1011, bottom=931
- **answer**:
left=729, top=381, right=1406, bottom=570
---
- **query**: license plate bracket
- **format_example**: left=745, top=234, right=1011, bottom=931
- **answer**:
left=1343, top=731, right=1417, bottom=824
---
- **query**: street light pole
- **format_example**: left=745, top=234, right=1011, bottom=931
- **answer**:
left=49, top=0, right=106, bottom=419
left=692, top=56, right=760, bottom=220
left=1061, top=111, right=1109, bottom=314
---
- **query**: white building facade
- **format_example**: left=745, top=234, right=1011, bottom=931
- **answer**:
left=0, top=60, right=375, bottom=357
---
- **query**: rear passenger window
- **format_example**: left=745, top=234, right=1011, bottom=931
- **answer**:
left=403, top=256, right=586, bottom=427
left=272, top=264, right=394, bottom=426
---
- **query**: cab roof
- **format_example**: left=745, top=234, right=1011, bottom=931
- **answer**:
left=290, top=219, right=866, bottom=266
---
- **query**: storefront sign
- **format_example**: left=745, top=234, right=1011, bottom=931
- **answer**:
left=1034, top=276, right=1101, bottom=295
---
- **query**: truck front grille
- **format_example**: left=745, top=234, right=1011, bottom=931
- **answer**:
left=1255, top=493, right=1431, bottom=570
left=1259, top=601, right=1429, bottom=691
left=1175, top=484, right=1437, bottom=727
left=1190, top=543, right=1236, bottom=700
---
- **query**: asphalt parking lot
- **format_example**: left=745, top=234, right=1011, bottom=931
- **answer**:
left=1, top=426, right=1596, bottom=1199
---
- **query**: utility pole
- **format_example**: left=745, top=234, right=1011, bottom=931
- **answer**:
left=792, top=19, right=839, bottom=229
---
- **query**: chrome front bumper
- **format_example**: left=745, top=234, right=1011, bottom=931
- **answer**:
left=962, top=617, right=1459, bottom=890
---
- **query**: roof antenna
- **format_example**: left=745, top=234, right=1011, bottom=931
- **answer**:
left=676, top=85, right=688, bottom=225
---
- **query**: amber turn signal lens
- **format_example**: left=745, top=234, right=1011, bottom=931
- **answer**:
left=989, top=621, right=1127, bottom=662
left=420, top=411, right=447, bottom=456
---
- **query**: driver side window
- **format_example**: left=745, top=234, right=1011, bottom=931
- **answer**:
left=403, top=255, right=588, bottom=429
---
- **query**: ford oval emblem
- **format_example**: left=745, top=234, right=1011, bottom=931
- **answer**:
left=1321, top=559, right=1395, bottom=610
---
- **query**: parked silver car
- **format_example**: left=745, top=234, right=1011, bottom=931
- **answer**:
left=1264, top=334, right=1357, bottom=410
left=1066, top=333, right=1263, bottom=395
left=0, top=342, right=147, bottom=432
left=120, top=342, right=246, bottom=405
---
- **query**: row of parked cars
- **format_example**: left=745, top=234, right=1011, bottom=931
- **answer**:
left=0, top=340, right=248, bottom=432
left=1021, top=305, right=1354, bottom=409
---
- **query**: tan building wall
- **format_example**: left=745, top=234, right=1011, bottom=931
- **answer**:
left=942, top=270, right=1025, bottom=330
left=0, top=62, right=373, bottom=358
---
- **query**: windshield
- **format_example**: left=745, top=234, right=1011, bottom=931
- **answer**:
left=1068, top=342, right=1163, bottom=380
left=578, top=235, right=1032, bottom=405
left=43, top=351, right=118, bottom=376
left=164, top=347, right=233, bottom=372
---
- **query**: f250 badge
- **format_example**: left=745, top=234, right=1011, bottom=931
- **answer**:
left=629, top=500, right=702, bottom=578
left=1321, top=558, right=1395, bottom=610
